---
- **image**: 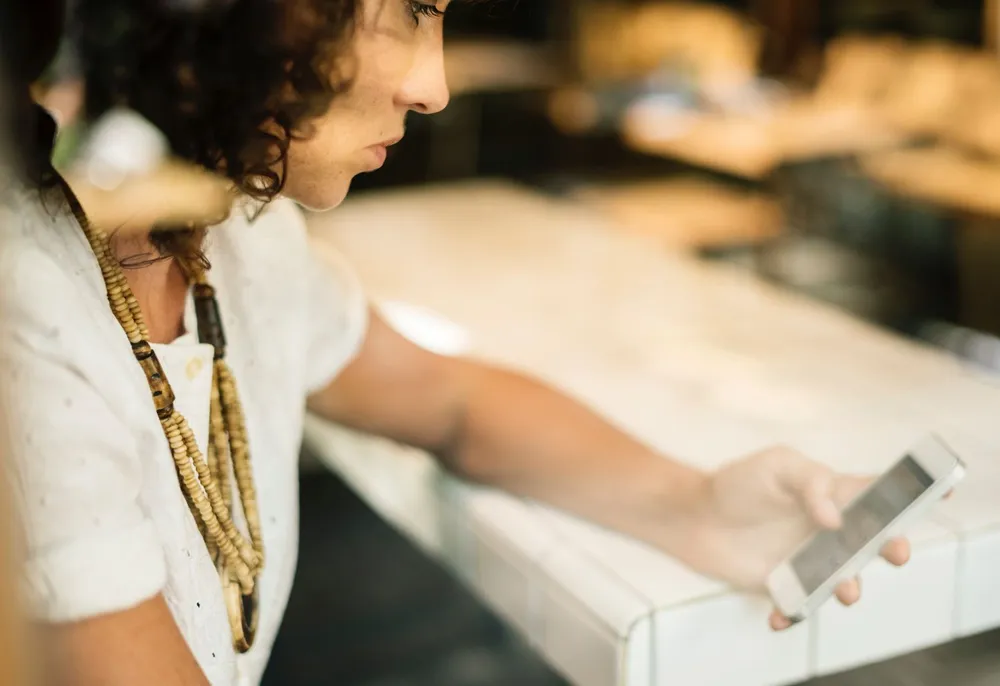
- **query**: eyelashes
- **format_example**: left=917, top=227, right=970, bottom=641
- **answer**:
left=408, top=1, right=444, bottom=25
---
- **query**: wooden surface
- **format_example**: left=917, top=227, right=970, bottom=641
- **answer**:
left=622, top=100, right=907, bottom=179
left=862, top=146, right=1000, bottom=218
left=570, top=1, right=761, bottom=87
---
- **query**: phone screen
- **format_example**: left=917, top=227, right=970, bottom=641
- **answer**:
left=791, top=455, right=935, bottom=595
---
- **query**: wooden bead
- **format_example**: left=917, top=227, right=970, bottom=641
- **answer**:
left=131, top=341, right=176, bottom=419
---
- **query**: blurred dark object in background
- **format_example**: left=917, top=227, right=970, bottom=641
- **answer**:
left=0, top=0, right=66, bottom=188
left=445, top=0, right=560, bottom=42
left=760, top=159, right=959, bottom=333
left=820, top=0, right=985, bottom=46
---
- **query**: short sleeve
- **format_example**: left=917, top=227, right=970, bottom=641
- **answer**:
left=302, top=230, right=370, bottom=395
left=0, top=250, right=167, bottom=623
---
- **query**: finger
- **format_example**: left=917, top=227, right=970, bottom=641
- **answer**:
left=769, top=609, right=794, bottom=631
left=769, top=450, right=842, bottom=527
left=880, top=537, right=911, bottom=566
left=802, top=472, right=842, bottom=529
left=835, top=578, right=862, bottom=606
left=769, top=448, right=862, bottom=529
left=833, top=474, right=873, bottom=509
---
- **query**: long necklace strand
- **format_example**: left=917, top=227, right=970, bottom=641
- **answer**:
left=59, top=179, right=264, bottom=651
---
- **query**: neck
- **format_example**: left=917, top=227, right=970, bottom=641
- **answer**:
left=113, top=230, right=190, bottom=344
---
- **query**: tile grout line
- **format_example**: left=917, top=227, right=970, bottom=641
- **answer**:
left=518, top=499, right=662, bottom=685
left=951, top=530, right=968, bottom=640
left=519, top=502, right=752, bottom=685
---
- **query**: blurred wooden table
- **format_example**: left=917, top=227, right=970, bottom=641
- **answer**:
left=862, top=147, right=1000, bottom=219
left=622, top=100, right=908, bottom=180
left=304, top=181, right=1000, bottom=686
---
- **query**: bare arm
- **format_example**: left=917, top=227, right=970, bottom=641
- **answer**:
left=46, top=595, right=209, bottom=686
left=307, top=310, right=708, bottom=549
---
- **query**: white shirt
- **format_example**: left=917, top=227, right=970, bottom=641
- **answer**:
left=0, top=189, right=368, bottom=685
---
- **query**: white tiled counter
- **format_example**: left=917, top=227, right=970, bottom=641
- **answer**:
left=303, top=181, right=1000, bottom=686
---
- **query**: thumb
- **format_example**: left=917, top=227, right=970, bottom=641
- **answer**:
left=774, top=452, right=842, bottom=529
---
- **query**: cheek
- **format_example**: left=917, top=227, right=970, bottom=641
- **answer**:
left=282, top=134, right=354, bottom=211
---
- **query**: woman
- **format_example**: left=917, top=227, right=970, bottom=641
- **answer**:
left=2, top=1, right=910, bottom=685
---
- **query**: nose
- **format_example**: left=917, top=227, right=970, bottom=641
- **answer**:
left=395, top=42, right=450, bottom=115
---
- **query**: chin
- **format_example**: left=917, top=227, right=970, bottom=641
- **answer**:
left=285, top=176, right=353, bottom=213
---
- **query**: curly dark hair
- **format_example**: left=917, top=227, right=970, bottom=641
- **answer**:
left=66, top=0, right=358, bottom=263
left=76, top=0, right=358, bottom=201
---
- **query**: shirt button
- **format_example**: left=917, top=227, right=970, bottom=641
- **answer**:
left=186, top=357, right=204, bottom=381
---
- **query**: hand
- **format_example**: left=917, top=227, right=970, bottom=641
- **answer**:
left=668, top=445, right=911, bottom=631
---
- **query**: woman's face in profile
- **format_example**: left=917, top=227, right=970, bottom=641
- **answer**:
left=282, top=0, right=451, bottom=210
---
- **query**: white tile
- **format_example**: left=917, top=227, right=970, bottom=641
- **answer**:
left=954, top=528, right=1000, bottom=637
left=537, top=546, right=654, bottom=686
left=935, top=464, right=1000, bottom=533
left=533, top=506, right=807, bottom=685
left=812, top=534, right=958, bottom=676
left=654, top=593, right=810, bottom=686
left=475, top=524, right=542, bottom=641
left=538, top=594, right=639, bottom=686
left=303, top=417, right=449, bottom=554
left=437, top=485, right=478, bottom=586
left=462, top=492, right=562, bottom=645
left=533, top=505, right=725, bottom=607
left=466, top=492, right=560, bottom=561
left=622, top=614, right=654, bottom=686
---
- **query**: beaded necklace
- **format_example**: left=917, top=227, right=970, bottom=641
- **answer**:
left=59, top=178, right=264, bottom=653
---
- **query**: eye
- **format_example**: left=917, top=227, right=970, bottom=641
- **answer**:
left=408, top=0, right=444, bottom=25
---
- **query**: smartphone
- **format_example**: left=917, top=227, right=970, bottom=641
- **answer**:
left=767, top=435, right=965, bottom=622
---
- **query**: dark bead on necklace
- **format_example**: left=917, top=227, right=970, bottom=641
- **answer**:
left=194, top=283, right=227, bottom=360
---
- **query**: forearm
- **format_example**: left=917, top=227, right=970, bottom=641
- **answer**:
left=440, top=363, right=710, bottom=549
left=310, top=312, right=709, bottom=551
